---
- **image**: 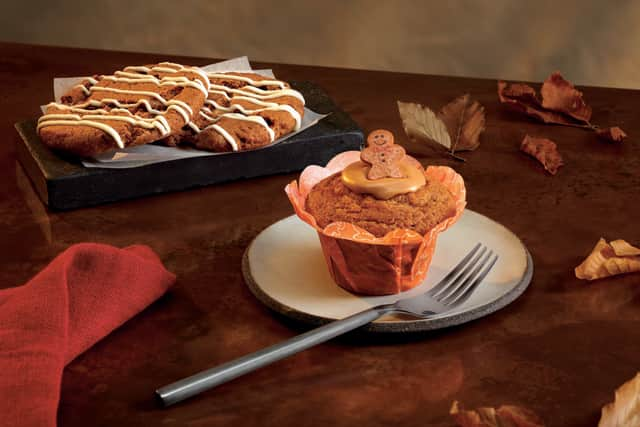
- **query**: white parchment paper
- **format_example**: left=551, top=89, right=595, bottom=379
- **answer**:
left=43, top=57, right=327, bottom=168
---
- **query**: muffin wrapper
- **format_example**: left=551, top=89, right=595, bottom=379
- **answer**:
left=285, top=151, right=466, bottom=295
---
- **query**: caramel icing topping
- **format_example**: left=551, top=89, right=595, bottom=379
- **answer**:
left=341, top=159, right=426, bottom=200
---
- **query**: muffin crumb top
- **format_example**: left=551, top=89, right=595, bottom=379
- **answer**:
left=306, top=172, right=456, bottom=237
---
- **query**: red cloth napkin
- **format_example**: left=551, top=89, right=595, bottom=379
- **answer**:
left=0, top=243, right=176, bottom=427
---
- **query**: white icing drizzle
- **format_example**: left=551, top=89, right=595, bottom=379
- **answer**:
left=230, top=97, right=301, bottom=130
left=200, top=113, right=275, bottom=144
left=153, top=116, right=171, bottom=134
left=112, top=72, right=158, bottom=81
left=48, top=67, right=304, bottom=154
left=191, top=111, right=276, bottom=151
left=99, top=74, right=208, bottom=97
left=206, top=73, right=287, bottom=89
left=99, top=99, right=159, bottom=113
left=231, top=96, right=281, bottom=107
left=208, top=124, right=238, bottom=151
left=73, top=64, right=211, bottom=99
left=167, top=99, right=193, bottom=116
left=204, top=98, right=301, bottom=130
left=187, top=121, right=201, bottom=133
left=38, top=115, right=125, bottom=149
left=75, top=84, right=90, bottom=96
left=123, top=65, right=152, bottom=73
left=152, top=66, right=183, bottom=73
left=46, top=94, right=190, bottom=132
left=266, top=105, right=301, bottom=130
left=208, top=89, right=231, bottom=100
left=38, top=112, right=170, bottom=139
left=123, top=62, right=210, bottom=92
left=226, top=114, right=274, bottom=142
left=208, top=84, right=305, bottom=105
left=88, top=86, right=169, bottom=104
left=167, top=103, right=191, bottom=123
left=189, top=68, right=211, bottom=91
left=199, top=110, right=217, bottom=122
left=49, top=99, right=164, bottom=116
left=45, top=103, right=169, bottom=133
left=83, top=87, right=193, bottom=125
left=114, top=70, right=151, bottom=79
left=185, top=72, right=306, bottom=149
left=41, top=62, right=216, bottom=153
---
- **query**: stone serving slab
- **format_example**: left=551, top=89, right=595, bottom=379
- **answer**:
left=15, top=81, right=363, bottom=210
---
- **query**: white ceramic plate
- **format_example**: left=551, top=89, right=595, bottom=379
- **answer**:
left=242, top=210, right=533, bottom=333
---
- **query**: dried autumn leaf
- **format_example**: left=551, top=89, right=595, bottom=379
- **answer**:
left=498, top=72, right=629, bottom=144
left=520, top=135, right=564, bottom=175
left=498, top=81, right=584, bottom=127
left=611, top=239, right=640, bottom=256
left=496, top=406, right=547, bottom=427
left=398, top=96, right=485, bottom=161
left=438, top=94, right=485, bottom=152
left=599, top=372, right=640, bottom=427
left=397, top=100, right=451, bottom=153
left=540, top=71, right=592, bottom=123
left=575, top=238, right=640, bottom=280
left=451, top=401, right=545, bottom=427
left=451, top=402, right=499, bottom=427
left=497, top=81, right=540, bottom=105
left=596, top=126, right=627, bottom=142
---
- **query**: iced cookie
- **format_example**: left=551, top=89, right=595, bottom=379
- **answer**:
left=38, top=62, right=209, bottom=157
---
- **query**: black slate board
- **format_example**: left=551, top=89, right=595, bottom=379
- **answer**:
left=15, top=81, right=363, bottom=210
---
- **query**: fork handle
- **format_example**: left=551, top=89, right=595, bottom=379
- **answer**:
left=156, top=305, right=390, bottom=406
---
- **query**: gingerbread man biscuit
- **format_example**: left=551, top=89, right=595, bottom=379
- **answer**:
left=361, top=130, right=406, bottom=179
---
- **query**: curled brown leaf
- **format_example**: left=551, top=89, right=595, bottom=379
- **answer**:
left=498, top=81, right=586, bottom=127
left=451, top=401, right=545, bottom=427
left=520, top=135, right=564, bottom=175
left=575, top=238, right=640, bottom=281
left=497, top=81, right=540, bottom=105
left=540, top=71, right=592, bottom=123
left=596, top=126, right=627, bottom=142
left=498, top=73, right=627, bottom=142
left=438, top=94, right=485, bottom=152
left=611, top=239, right=640, bottom=257
left=599, top=372, right=640, bottom=427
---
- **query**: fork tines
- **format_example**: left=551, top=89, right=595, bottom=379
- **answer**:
left=426, top=243, right=499, bottom=307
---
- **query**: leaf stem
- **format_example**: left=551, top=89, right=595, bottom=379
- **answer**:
left=450, top=96, right=467, bottom=153
left=448, top=152, right=467, bottom=162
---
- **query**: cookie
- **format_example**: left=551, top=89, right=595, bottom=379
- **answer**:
left=171, top=72, right=305, bottom=152
left=360, top=130, right=406, bottom=179
left=38, top=62, right=209, bottom=157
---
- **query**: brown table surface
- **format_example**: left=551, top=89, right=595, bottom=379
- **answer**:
left=2, top=42, right=639, bottom=426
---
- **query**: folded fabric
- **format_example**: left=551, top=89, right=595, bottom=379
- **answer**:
left=0, top=243, right=176, bottom=427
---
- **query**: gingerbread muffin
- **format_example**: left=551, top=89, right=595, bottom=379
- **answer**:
left=286, top=129, right=466, bottom=295
left=306, top=172, right=456, bottom=238
left=170, top=72, right=305, bottom=152
left=307, top=130, right=456, bottom=237
left=38, top=62, right=209, bottom=157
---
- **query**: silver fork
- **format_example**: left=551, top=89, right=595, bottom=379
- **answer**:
left=156, top=243, right=498, bottom=406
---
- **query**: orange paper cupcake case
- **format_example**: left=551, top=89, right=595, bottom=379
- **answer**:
left=285, top=151, right=467, bottom=295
